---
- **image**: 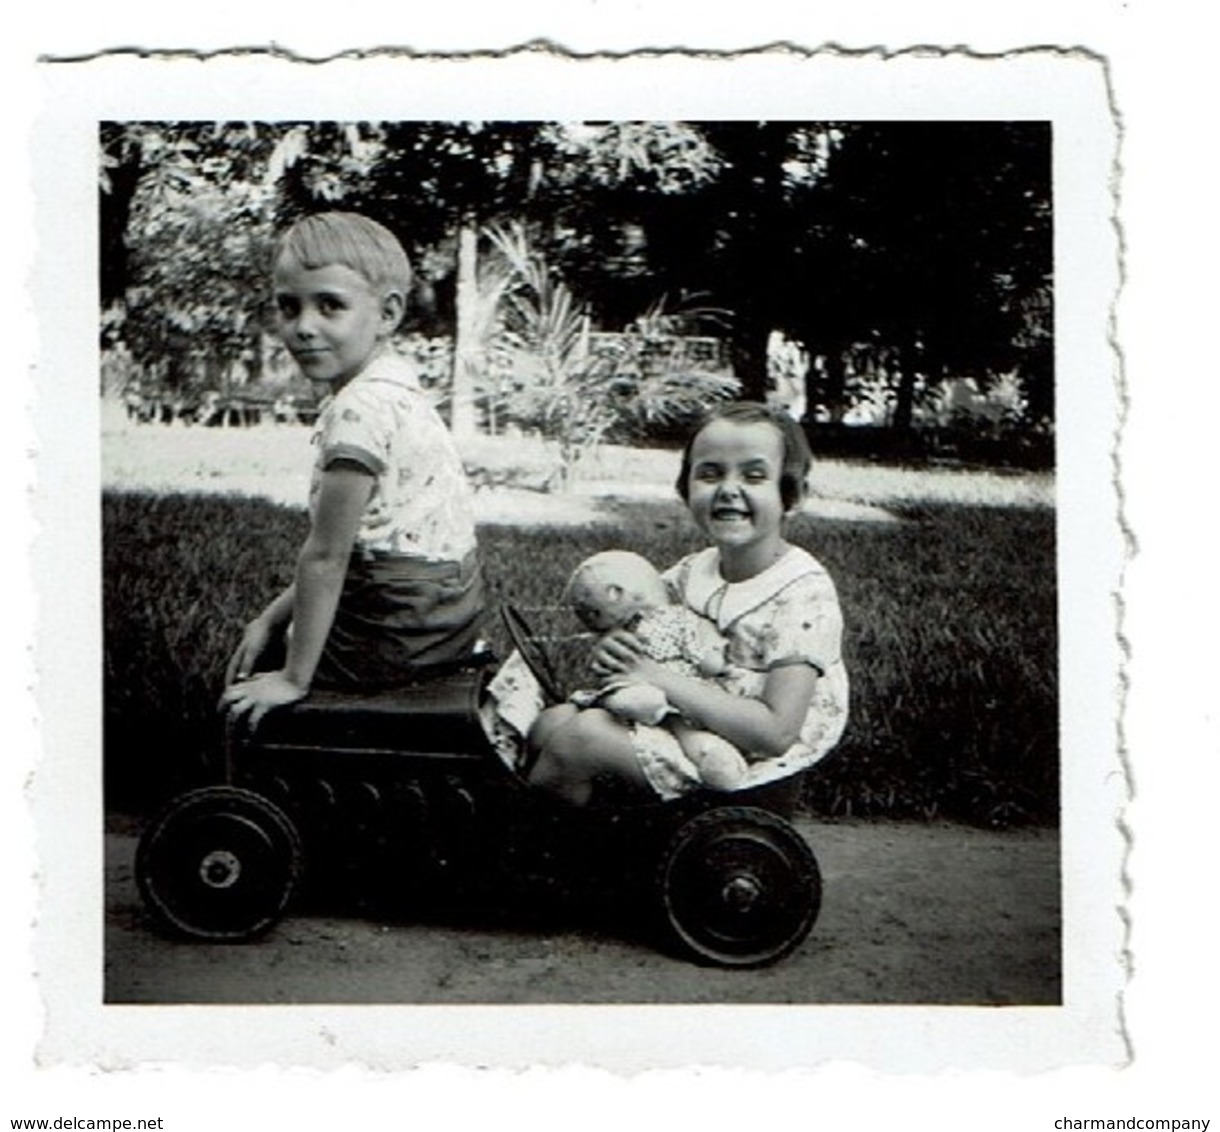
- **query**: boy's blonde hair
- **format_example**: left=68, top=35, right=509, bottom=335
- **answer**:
left=274, top=211, right=413, bottom=300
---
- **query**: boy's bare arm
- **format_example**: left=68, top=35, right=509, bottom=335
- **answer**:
left=226, top=584, right=296, bottom=685
left=260, top=584, right=297, bottom=628
left=221, top=463, right=372, bottom=725
left=282, top=463, right=374, bottom=690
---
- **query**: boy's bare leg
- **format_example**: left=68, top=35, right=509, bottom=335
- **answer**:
left=527, top=705, right=649, bottom=807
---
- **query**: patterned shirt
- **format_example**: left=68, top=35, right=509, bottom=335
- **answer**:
left=310, top=350, right=477, bottom=563
left=663, top=545, right=850, bottom=782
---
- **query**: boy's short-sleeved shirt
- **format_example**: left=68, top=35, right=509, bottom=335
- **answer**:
left=309, top=350, right=477, bottom=563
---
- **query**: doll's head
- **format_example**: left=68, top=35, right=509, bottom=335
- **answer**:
left=565, top=550, right=670, bottom=632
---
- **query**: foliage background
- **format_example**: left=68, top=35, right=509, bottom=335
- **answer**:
left=101, top=119, right=1053, bottom=465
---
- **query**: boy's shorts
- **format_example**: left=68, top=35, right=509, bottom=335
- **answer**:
left=314, top=550, right=485, bottom=689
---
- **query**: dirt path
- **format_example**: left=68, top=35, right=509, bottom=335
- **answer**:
left=105, top=819, right=1059, bottom=1005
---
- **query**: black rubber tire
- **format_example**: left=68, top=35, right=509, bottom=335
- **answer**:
left=656, top=806, right=821, bottom=968
left=136, top=785, right=303, bottom=942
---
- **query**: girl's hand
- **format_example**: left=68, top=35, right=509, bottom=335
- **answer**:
left=591, top=629, right=662, bottom=685
left=590, top=628, right=641, bottom=676
left=219, top=670, right=307, bottom=729
left=225, top=619, right=277, bottom=687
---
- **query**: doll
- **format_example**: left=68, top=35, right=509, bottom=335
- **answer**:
left=566, top=550, right=748, bottom=790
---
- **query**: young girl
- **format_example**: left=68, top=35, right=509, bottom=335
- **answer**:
left=221, top=212, right=484, bottom=727
left=526, top=402, right=849, bottom=806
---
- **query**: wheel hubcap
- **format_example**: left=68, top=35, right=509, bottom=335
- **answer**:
left=659, top=809, right=821, bottom=966
left=199, top=849, right=242, bottom=889
left=721, top=872, right=762, bottom=912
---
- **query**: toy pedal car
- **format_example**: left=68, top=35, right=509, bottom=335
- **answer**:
left=135, top=614, right=823, bottom=969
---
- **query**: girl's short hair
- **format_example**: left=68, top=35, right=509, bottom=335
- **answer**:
left=675, top=401, right=813, bottom=511
left=273, top=211, right=413, bottom=298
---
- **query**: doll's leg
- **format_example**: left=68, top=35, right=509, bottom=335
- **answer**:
left=527, top=705, right=650, bottom=807
left=669, top=721, right=748, bottom=791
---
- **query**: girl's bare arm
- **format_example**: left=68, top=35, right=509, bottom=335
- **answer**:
left=594, top=631, right=817, bottom=759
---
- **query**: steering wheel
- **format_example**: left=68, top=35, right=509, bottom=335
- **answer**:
left=499, top=603, right=565, bottom=705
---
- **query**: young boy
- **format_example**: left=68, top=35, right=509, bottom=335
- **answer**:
left=222, top=212, right=484, bottom=727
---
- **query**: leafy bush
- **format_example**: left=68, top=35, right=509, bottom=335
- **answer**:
left=805, top=422, right=1055, bottom=471
left=476, top=225, right=740, bottom=481
left=103, top=492, right=1057, bottom=827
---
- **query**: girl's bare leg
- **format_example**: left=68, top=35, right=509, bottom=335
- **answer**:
left=527, top=705, right=650, bottom=807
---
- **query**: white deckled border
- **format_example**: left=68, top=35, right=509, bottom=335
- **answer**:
left=31, top=47, right=1121, bottom=1072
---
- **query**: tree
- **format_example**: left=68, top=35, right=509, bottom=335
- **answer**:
left=793, top=122, right=1053, bottom=430
left=300, top=122, right=730, bottom=437
left=536, top=122, right=834, bottom=402
left=104, top=122, right=299, bottom=391
left=99, top=123, right=146, bottom=314
left=530, top=121, right=725, bottom=327
left=534, top=121, right=1053, bottom=429
left=102, top=119, right=1053, bottom=448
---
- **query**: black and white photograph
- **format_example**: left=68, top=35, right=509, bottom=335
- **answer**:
left=98, top=116, right=1061, bottom=1010
left=24, top=43, right=1140, bottom=1084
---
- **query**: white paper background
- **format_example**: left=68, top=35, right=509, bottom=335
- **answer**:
left=6, top=0, right=1217, bottom=1126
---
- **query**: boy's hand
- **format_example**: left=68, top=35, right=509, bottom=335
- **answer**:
left=219, top=670, right=306, bottom=729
